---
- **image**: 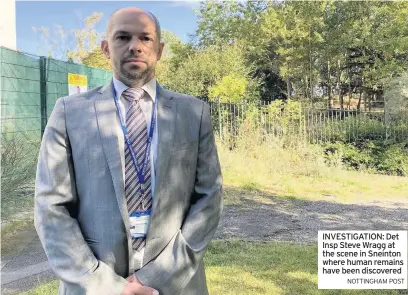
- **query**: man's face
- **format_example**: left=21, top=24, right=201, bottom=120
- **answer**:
left=102, top=10, right=164, bottom=86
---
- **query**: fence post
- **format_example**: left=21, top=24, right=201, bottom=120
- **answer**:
left=40, top=56, right=47, bottom=138
left=218, top=96, right=221, bottom=138
left=384, top=100, right=390, bottom=141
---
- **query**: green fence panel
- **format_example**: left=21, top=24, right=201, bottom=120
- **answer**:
left=44, top=58, right=112, bottom=119
left=1, top=47, right=42, bottom=137
left=1, top=47, right=112, bottom=141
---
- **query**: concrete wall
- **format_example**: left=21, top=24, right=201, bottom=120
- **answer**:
left=0, top=0, right=16, bottom=50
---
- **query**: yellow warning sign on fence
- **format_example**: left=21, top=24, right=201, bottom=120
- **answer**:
left=68, top=73, right=88, bottom=94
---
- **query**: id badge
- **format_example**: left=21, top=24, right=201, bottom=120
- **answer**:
left=129, top=210, right=151, bottom=238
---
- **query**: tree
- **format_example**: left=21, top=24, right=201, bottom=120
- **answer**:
left=194, top=0, right=265, bottom=47
left=260, top=1, right=327, bottom=99
left=164, top=43, right=259, bottom=101
left=194, top=0, right=275, bottom=101
left=66, top=13, right=104, bottom=63
left=82, top=47, right=111, bottom=70
left=155, top=31, right=194, bottom=88
left=208, top=73, right=248, bottom=103
left=33, top=12, right=104, bottom=62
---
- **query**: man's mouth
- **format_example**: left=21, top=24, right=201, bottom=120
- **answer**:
left=124, top=58, right=145, bottom=64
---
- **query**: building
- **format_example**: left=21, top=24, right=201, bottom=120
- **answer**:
left=0, top=0, right=16, bottom=50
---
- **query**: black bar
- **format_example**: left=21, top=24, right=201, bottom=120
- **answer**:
left=40, top=56, right=47, bottom=138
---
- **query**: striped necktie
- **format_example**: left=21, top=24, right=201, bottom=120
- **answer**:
left=122, top=88, right=152, bottom=251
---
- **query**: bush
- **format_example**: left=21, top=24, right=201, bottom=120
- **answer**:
left=1, top=133, right=40, bottom=221
left=321, top=114, right=387, bottom=143
left=324, top=140, right=408, bottom=176
left=217, top=116, right=330, bottom=185
left=376, top=142, right=408, bottom=176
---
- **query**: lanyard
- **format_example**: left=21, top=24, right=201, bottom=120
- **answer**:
left=113, top=84, right=157, bottom=195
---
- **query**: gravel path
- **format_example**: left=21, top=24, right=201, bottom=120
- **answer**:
left=215, top=194, right=408, bottom=243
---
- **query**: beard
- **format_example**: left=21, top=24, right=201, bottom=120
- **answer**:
left=121, top=64, right=148, bottom=79
left=115, top=60, right=154, bottom=88
left=115, top=68, right=145, bottom=87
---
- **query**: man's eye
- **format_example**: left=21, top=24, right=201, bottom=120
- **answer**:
left=142, top=36, right=152, bottom=42
left=117, top=36, right=129, bottom=41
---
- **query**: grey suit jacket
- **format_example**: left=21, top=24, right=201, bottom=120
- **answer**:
left=34, top=81, right=223, bottom=295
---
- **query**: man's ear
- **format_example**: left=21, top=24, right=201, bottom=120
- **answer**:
left=101, top=40, right=110, bottom=59
left=157, top=42, right=165, bottom=61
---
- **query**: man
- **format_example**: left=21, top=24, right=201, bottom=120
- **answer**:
left=34, top=7, right=222, bottom=295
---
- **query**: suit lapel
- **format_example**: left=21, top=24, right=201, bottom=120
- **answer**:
left=94, top=82, right=128, bottom=226
left=153, top=86, right=175, bottom=204
left=144, top=86, right=175, bottom=264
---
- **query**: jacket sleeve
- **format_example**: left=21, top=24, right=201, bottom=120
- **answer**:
left=34, top=98, right=128, bottom=295
left=135, top=102, right=223, bottom=294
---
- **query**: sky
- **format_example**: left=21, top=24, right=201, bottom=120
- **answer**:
left=16, top=1, right=200, bottom=58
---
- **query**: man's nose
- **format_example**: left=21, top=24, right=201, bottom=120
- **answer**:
left=129, top=37, right=142, bottom=53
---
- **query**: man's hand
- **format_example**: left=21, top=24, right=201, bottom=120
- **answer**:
left=121, top=281, right=158, bottom=295
left=127, top=273, right=141, bottom=284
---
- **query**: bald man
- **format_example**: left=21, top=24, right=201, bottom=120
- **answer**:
left=34, top=7, right=222, bottom=295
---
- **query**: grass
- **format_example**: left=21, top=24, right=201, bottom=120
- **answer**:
left=1, top=217, right=33, bottom=238
left=1, top=218, right=36, bottom=257
left=21, top=280, right=59, bottom=295
left=1, top=190, right=35, bottom=222
left=22, top=240, right=404, bottom=295
left=217, top=132, right=408, bottom=206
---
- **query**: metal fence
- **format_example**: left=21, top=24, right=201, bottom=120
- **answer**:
left=1, top=47, right=407, bottom=145
left=209, top=101, right=408, bottom=144
left=1, top=47, right=112, bottom=142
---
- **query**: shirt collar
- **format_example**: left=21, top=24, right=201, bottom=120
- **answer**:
left=112, top=76, right=157, bottom=102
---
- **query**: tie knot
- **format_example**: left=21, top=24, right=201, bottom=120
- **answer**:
left=123, top=88, right=144, bottom=102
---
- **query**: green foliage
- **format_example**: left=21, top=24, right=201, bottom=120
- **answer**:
left=241, top=104, right=262, bottom=131
left=263, top=99, right=304, bottom=145
left=82, top=47, right=111, bottom=71
left=261, top=2, right=325, bottom=95
left=33, top=12, right=104, bottom=62
left=273, top=99, right=302, bottom=125
left=376, top=142, right=408, bottom=176
left=66, top=12, right=104, bottom=63
left=194, top=1, right=408, bottom=100
left=324, top=140, right=408, bottom=176
left=154, top=31, right=195, bottom=89
left=164, top=43, right=259, bottom=100
left=194, top=0, right=265, bottom=47
left=320, top=114, right=387, bottom=143
left=208, top=73, right=248, bottom=102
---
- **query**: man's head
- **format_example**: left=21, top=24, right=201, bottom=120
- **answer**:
left=101, top=8, right=164, bottom=87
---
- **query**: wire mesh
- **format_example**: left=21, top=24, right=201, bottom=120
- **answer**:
left=1, top=47, right=112, bottom=140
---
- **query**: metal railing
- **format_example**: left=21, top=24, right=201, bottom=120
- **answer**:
left=209, top=101, right=408, bottom=143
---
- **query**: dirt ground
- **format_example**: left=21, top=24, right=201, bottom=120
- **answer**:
left=215, top=191, right=408, bottom=243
